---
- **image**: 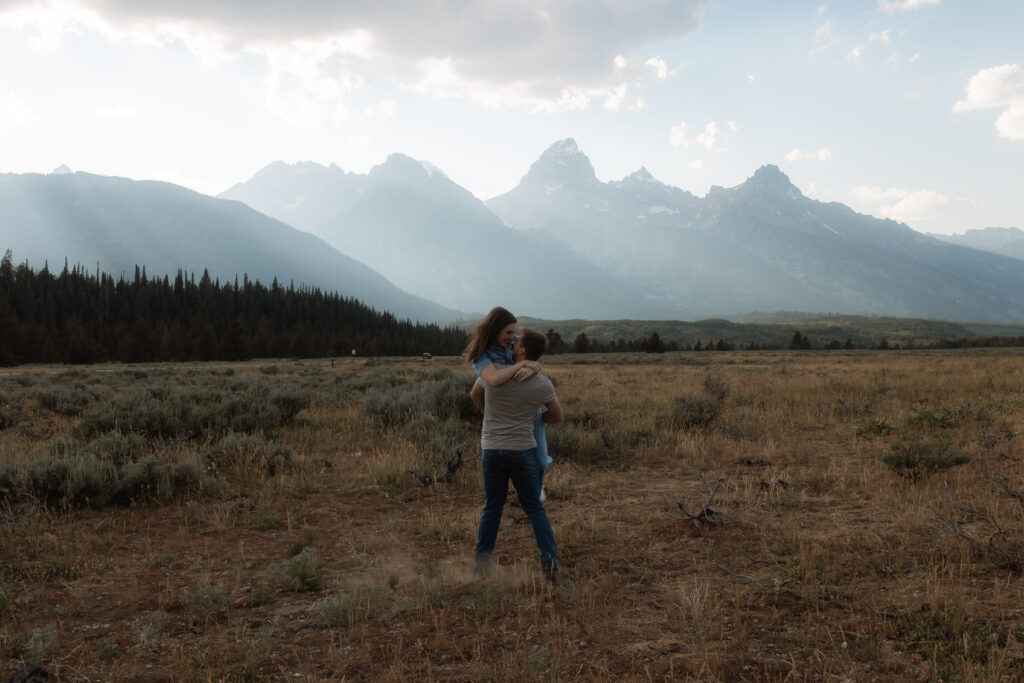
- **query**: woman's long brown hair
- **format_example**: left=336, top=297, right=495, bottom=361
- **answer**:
left=464, top=307, right=517, bottom=363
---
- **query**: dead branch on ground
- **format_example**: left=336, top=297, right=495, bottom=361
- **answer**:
left=716, top=564, right=795, bottom=596
left=677, top=471, right=725, bottom=529
left=928, top=481, right=1023, bottom=573
left=409, top=447, right=465, bottom=487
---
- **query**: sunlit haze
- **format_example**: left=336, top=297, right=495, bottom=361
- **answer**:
left=0, top=0, right=1021, bottom=235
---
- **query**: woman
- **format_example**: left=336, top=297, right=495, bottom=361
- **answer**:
left=464, top=306, right=539, bottom=384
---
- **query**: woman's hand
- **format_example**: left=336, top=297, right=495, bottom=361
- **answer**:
left=513, top=360, right=541, bottom=382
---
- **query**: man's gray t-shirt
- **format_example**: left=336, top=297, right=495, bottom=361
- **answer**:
left=479, top=374, right=558, bottom=451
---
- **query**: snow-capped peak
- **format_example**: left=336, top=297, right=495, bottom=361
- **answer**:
left=542, top=138, right=581, bottom=158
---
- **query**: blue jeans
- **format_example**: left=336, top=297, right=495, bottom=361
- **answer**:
left=476, top=448, right=558, bottom=572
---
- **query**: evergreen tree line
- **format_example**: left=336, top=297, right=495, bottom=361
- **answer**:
left=0, top=251, right=467, bottom=366
left=546, top=328, right=1024, bottom=354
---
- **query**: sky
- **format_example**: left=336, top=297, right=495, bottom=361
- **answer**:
left=0, top=0, right=1021, bottom=236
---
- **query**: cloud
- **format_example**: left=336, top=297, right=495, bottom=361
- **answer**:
left=785, top=147, right=831, bottom=162
left=746, top=74, right=756, bottom=84
left=847, top=45, right=863, bottom=63
left=644, top=57, right=678, bottom=80
left=953, top=63, right=1024, bottom=141
left=602, top=82, right=645, bottom=111
left=696, top=121, right=719, bottom=150
left=810, top=18, right=841, bottom=55
left=869, top=29, right=890, bottom=42
left=670, top=121, right=690, bottom=148
left=671, top=120, right=732, bottom=151
left=0, top=0, right=708, bottom=116
left=849, top=185, right=950, bottom=223
left=878, top=0, right=940, bottom=12
left=688, top=159, right=703, bottom=170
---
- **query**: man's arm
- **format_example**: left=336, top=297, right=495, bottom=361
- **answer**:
left=470, top=381, right=485, bottom=413
left=542, top=401, right=563, bottom=423
left=479, top=360, right=542, bottom=386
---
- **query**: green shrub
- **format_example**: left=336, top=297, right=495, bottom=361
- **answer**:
left=362, top=371, right=476, bottom=427
left=10, top=625, right=57, bottom=658
left=283, top=549, right=323, bottom=592
left=662, top=395, right=721, bottom=431
left=76, top=380, right=310, bottom=440
left=880, top=440, right=971, bottom=481
left=855, top=417, right=894, bottom=439
left=34, top=385, right=94, bottom=416
left=207, top=433, right=293, bottom=476
left=0, top=403, right=18, bottom=430
left=906, top=405, right=968, bottom=431
left=133, top=610, right=170, bottom=643
left=0, top=453, right=203, bottom=508
left=182, top=581, right=231, bottom=617
left=89, top=429, right=148, bottom=463
left=546, top=426, right=614, bottom=467
left=246, top=505, right=285, bottom=530
left=903, top=607, right=994, bottom=665
left=96, top=638, right=123, bottom=660
left=313, top=586, right=389, bottom=627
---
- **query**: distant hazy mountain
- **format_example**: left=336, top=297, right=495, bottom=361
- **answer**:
left=930, top=227, right=1024, bottom=261
left=222, top=154, right=682, bottom=319
left=486, top=139, right=704, bottom=273
left=0, top=171, right=457, bottom=322
left=485, top=140, right=1024, bottom=322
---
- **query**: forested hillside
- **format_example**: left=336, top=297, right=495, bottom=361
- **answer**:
left=0, top=251, right=466, bottom=366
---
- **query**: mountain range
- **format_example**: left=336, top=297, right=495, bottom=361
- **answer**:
left=223, top=139, right=1024, bottom=322
left=930, top=227, right=1024, bottom=262
left=0, top=172, right=456, bottom=322
left=3, top=140, right=1024, bottom=324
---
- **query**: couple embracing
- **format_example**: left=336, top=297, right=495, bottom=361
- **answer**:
left=465, top=306, right=562, bottom=582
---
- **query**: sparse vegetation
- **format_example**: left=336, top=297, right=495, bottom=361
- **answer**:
left=1, top=351, right=1023, bottom=680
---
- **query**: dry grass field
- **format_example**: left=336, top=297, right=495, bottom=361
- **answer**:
left=2, top=349, right=1023, bottom=681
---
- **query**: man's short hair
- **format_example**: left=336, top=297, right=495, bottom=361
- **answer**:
left=518, top=328, right=548, bottom=361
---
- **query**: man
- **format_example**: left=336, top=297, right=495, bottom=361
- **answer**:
left=471, top=328, right=562, bottom=581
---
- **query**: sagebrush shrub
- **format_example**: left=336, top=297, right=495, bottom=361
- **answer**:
left=906, top=405, right=967, bottom=431
left=207, top=433, right=293, bottom=476
left=855, top=417, right=894, bottom=439
left=283, top=549, right=323, bottom=592
left=665, top=395, right=721, bottom=431
left=362, top=371, right=476, bottom=427
left=880, top=440, right=971, bottom=481
left=34, top=385, right=94, bottom=416
left=0, top=453, right=203, bottom=508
